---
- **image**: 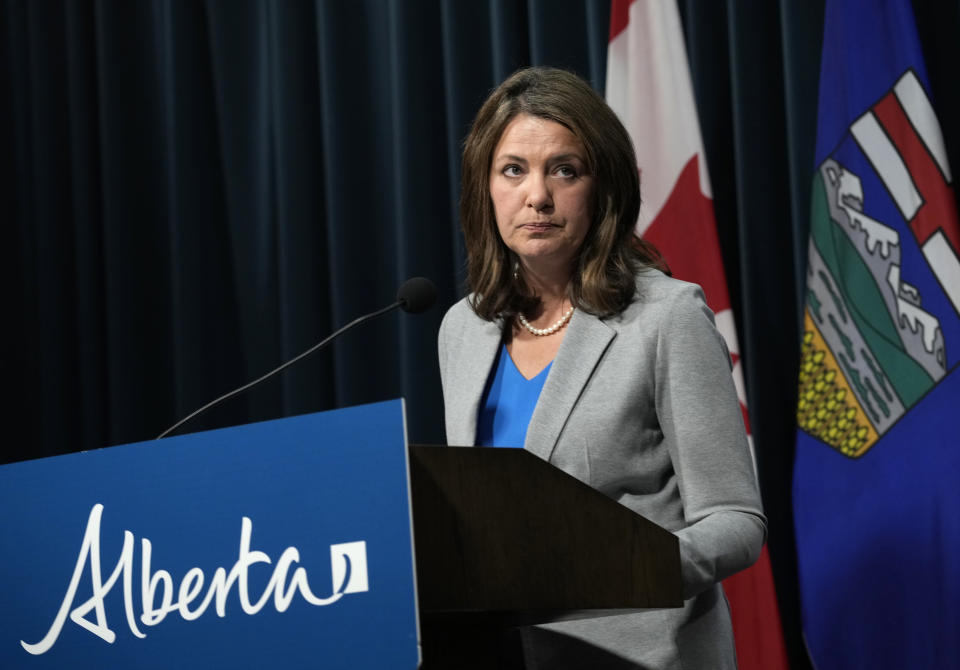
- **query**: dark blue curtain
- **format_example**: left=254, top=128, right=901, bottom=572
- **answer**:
left=5, top=1, right=960, bottom=668
left=2, top=0, right=612, bottom=460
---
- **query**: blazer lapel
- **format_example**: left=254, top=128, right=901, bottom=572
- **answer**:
left=447, top=316, right=503, bottom=446
left=525, top=310, right=616, bottom=461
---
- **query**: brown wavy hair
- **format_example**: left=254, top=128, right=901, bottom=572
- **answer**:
left=460, top=66, right=666, bottom=321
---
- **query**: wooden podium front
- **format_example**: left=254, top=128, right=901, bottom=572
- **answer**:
left=409, top=445, right=682, bottom=668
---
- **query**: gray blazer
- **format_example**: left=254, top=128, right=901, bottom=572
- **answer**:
left=438, top=269, right=766, bottom=669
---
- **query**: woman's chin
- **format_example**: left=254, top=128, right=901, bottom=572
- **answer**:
left=515, top=245, right=577, bottom=269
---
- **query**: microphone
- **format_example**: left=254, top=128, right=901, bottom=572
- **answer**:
left=156, top=277, right=437, bottom=440
left=397, top=276, right=437, bottom=314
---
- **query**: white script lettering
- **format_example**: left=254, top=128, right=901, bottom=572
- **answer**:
left=21, top=504, right=368, bottom=655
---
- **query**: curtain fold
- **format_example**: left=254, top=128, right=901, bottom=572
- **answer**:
left=777, top=0, right=824, bottom=308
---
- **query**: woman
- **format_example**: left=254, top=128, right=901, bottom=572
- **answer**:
left=438, top=67, right=765, bottom=669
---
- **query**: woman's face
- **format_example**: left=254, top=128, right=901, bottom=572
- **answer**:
left=489, top=114, right=594, bottom=276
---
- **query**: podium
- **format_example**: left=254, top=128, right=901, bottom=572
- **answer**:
left=410, top=444, right=681, bottom=667
left=0, top=401, right=681, bottom=669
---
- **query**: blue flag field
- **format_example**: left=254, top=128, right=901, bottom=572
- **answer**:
left=794, top=1, right=960, bottom=668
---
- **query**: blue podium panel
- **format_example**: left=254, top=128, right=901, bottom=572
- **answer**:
left=0, top=400, right=419, bottom=669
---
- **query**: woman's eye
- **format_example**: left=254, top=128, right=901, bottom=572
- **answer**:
left=554, top=165, right=577, bottom=178
left=502, top=165, right=523, bottom=177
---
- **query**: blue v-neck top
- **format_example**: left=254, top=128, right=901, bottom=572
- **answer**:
left=475, top=344, right=553, bottom=448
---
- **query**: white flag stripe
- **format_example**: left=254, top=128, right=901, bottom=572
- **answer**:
left=922, top=230, right=960, bottom=315
left=716, top=308, right=754, bottom=477
left=606, top=0, right=710, bottom=232
left=745, top=433, right=757, bottom=484
left=851, top=111, right=923, bottom=220
left=713, top=307, right=741, bottom=357
left=731, top=360, right=749, bottom=419
left=894, top=71, right=953, bottom=183
left=713, top=308, right=749, bottom=411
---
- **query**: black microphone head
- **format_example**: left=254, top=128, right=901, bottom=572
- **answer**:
left=397, top=277, right=437, bottom=314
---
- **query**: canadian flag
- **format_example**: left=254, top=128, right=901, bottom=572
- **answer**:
left=606, top=2, right=789, bottom=669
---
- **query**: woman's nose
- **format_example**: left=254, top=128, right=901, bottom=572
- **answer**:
left=525, top=174, right=553, bottom=211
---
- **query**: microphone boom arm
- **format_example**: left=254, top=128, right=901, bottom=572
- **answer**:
left=156, top=300, right=403, bottom=440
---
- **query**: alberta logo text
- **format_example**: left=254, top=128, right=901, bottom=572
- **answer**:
left=21, top=504, right=369, bottom=655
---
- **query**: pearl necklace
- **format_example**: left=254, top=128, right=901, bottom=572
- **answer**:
left=518, top=306, right=574, bottom=336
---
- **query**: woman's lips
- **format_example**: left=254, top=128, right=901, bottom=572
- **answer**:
left=521, top=222, right=559, bottom=232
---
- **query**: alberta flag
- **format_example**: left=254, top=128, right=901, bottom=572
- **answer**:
left=606, top=3, right=789, bottom=669
left=795, top=1, right=960, bottom=668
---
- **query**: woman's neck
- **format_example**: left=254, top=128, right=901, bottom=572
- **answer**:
left=519, top=263, right=572, bottom=319
left=520, top=262, right=570, bottom=304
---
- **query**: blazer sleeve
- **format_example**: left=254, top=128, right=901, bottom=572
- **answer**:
left=438, top=307, right=450, bottom=387
left=653, top=284, right=767, bottom=599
